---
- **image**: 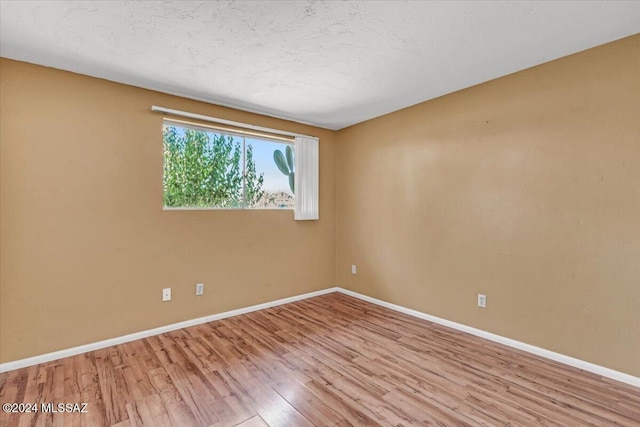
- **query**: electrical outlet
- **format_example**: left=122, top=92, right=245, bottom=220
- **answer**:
left=478, top=294, right=487, bottom=308
left=351, top=265, right=357, bottom=274
left=162, top=288, right=171, bottom=302
left=196, top=283, right=204, bottom=296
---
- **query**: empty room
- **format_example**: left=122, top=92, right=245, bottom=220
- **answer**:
left=1, top=1, right=639, bottom=426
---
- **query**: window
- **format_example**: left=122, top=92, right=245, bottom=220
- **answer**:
left=163, top=120, right=295, bottom=209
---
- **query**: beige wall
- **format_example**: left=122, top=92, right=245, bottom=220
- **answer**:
left=0, top=59, right=336, bottom=363
left=336, top=35, right=640, bottom=377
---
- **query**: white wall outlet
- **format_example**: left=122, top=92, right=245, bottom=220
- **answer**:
left=351, top=264, right=357, bottom=274
left=478, top=294, right=487, bottom=308
left=162, top=288, right=171, bottom=302
left=196, top=283, right=204, bottom=296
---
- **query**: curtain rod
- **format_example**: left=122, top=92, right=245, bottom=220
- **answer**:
left=164, top=117, right=294, bottom=143
left=151, top=106, right=317, bottom=140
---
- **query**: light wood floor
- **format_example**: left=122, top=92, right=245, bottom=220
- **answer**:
left=1, top=293, right=639, bottom=426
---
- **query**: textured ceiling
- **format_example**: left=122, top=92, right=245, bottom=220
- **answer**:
left=1, top=1, right=640, bottom=130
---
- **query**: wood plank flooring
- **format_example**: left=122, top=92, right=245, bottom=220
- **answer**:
left=1, top=292, right=639, bottom=426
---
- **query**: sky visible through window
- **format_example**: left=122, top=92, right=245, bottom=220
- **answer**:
left=246, top=137, right=292, bottom=194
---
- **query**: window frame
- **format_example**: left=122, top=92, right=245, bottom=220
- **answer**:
left=162, top=119, right=295, bottom=211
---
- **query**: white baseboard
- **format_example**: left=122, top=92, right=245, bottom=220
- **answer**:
left=0, top=287, right=339, bottom=373
left=335, top=288, right=640, bottom=388
left=2, top=286, right=638, bottom=389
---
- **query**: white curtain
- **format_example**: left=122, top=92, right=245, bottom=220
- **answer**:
left=294, top=136, right=319, bottom=220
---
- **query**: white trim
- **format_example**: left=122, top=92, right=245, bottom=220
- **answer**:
left=2, top=286, right=638, bottom=388
left=0, top=287, right=338, bottom=373
left=335, top=288, right=640, bottom=388
left=152, top=106, right=316, bottom=139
